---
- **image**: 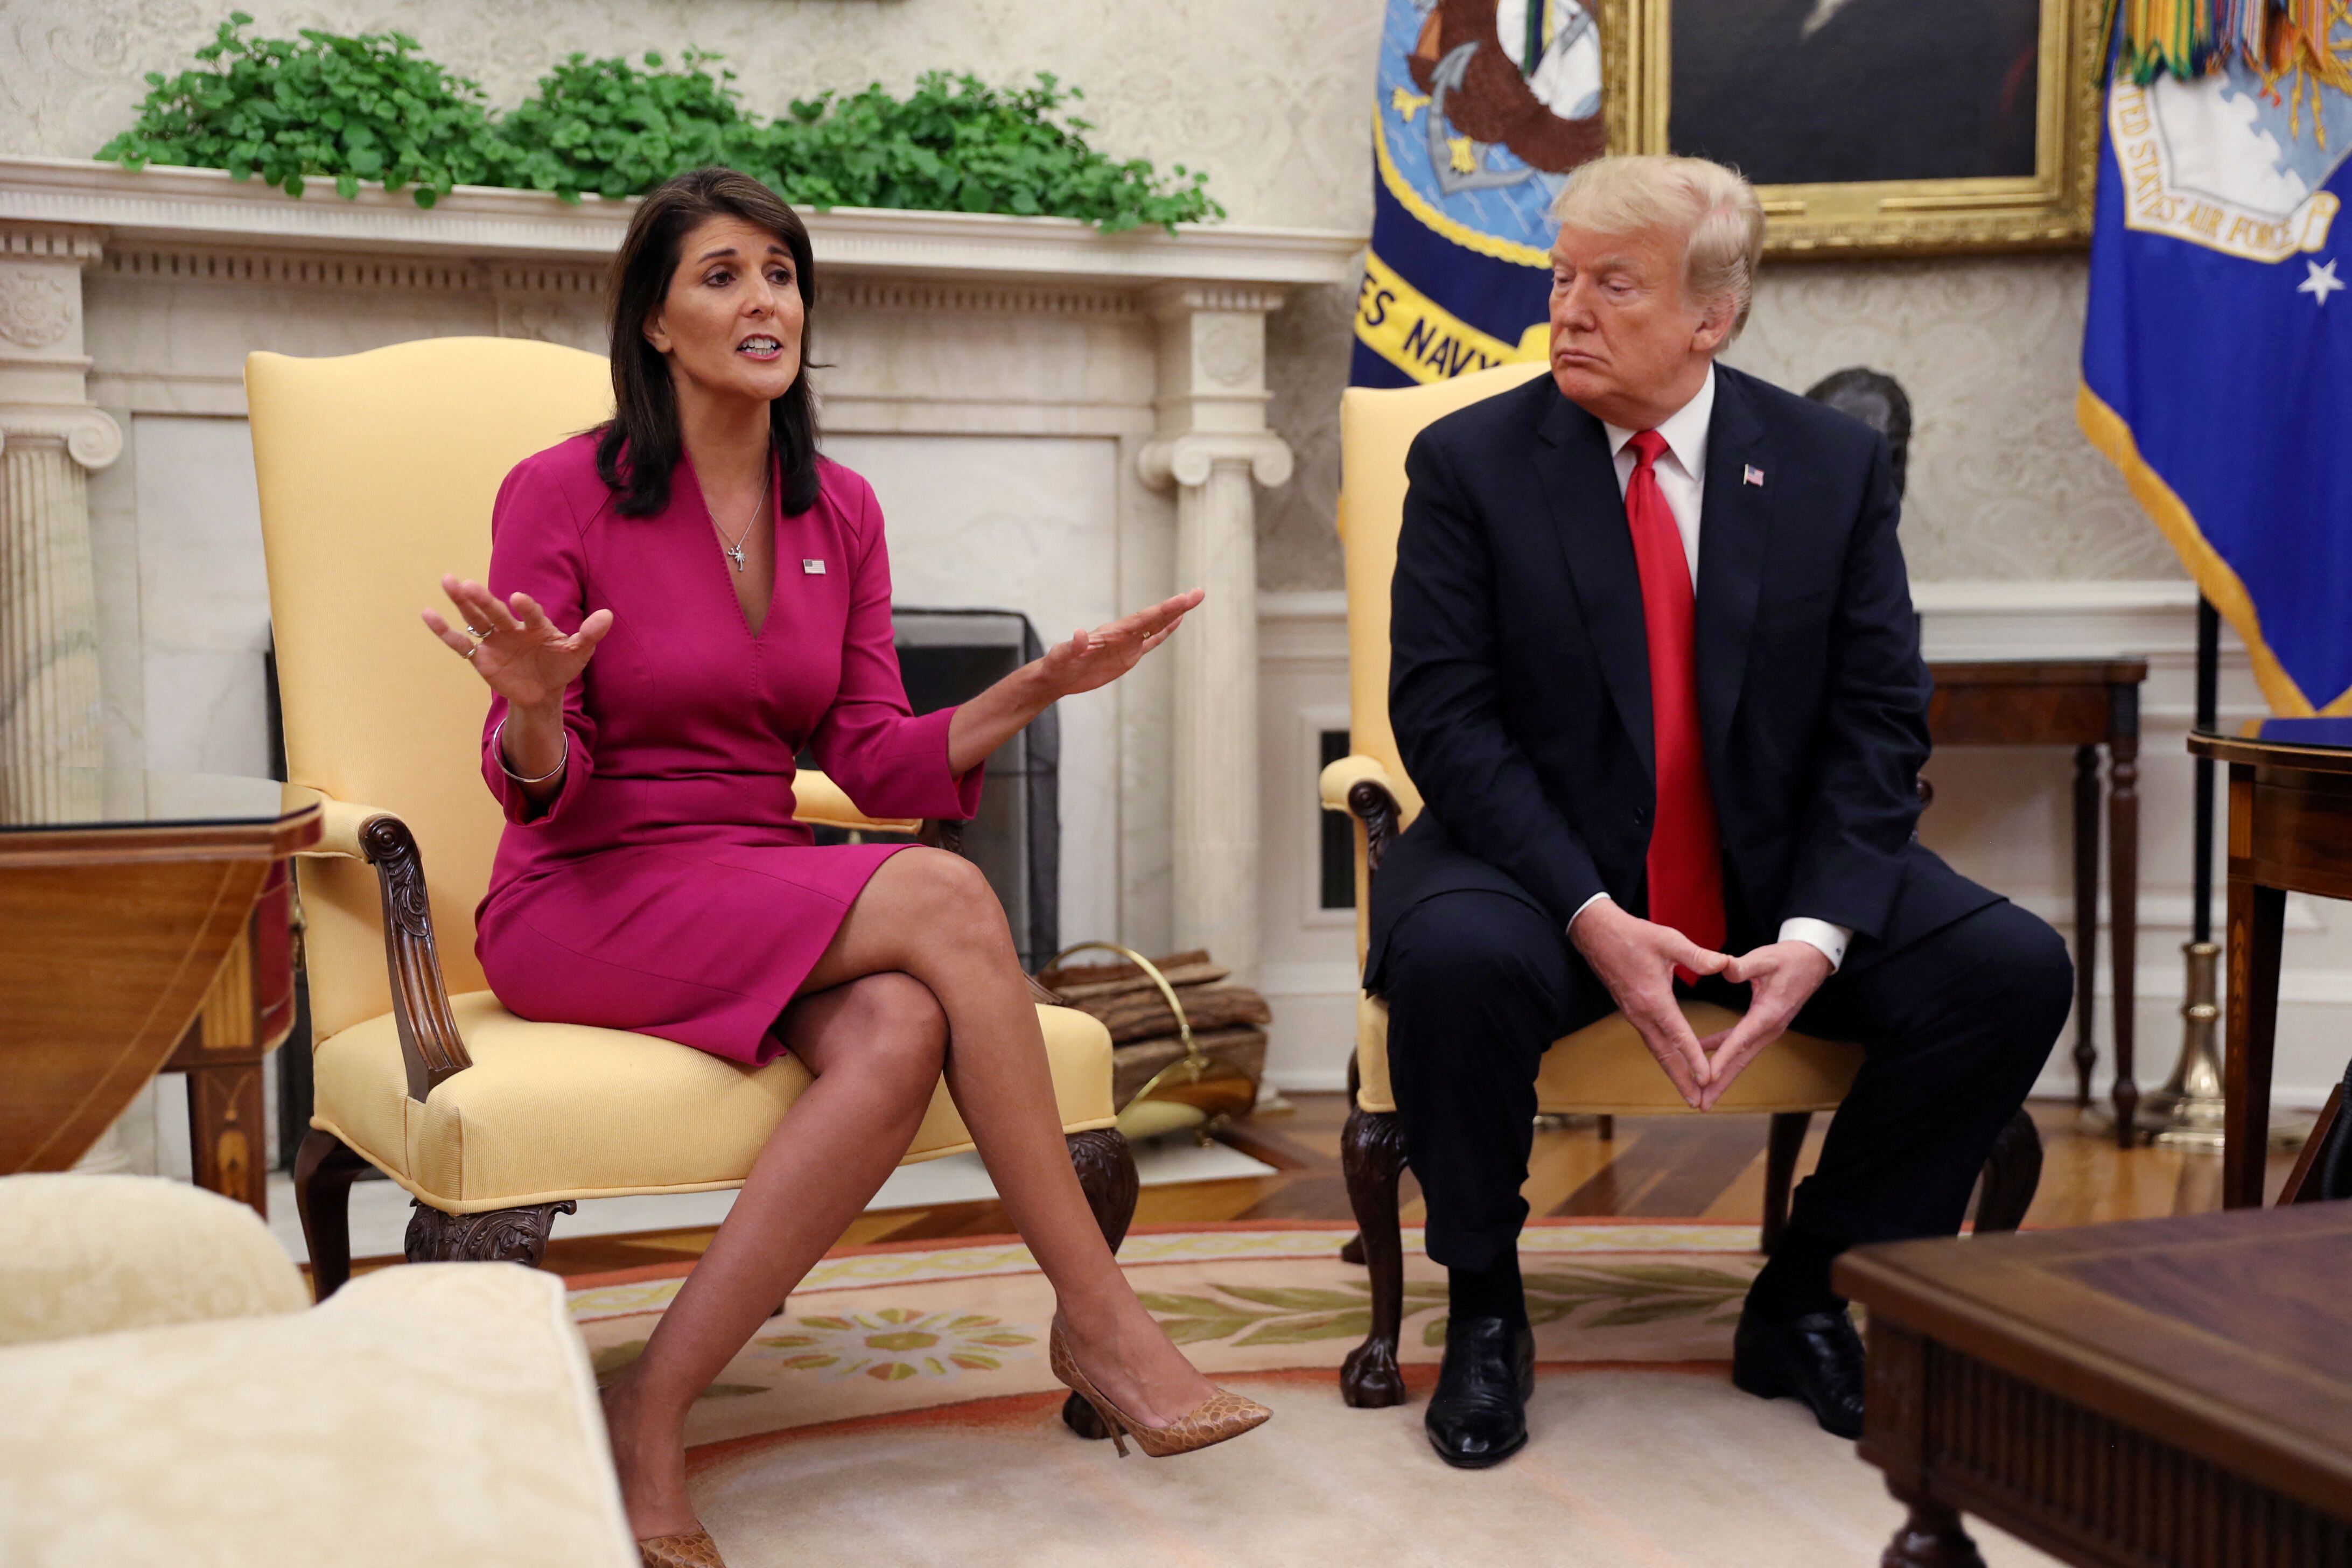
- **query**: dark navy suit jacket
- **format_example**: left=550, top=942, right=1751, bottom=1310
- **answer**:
left=1365, top=365, right=1997, bottom=989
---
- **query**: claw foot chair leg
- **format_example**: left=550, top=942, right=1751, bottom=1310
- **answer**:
left=1062, top=1128, right=1140, bottom=1439
left=1339, top=1104, right=1410, bottom=1408
left=403, top=1199, right=577, bottom=1267
left=1970, top=1108, right=2043, bottom=1234
left=293, top=1128, right=372, bottom=1301
left=1338, top=1052, right=1368, bottom=1265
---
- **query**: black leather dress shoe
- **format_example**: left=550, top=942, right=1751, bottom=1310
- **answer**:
left=1731, top=1303, right=1866, bottom=1439
left=1425, top=1314, right=1535, bottom=1468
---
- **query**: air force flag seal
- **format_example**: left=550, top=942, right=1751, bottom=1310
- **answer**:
left=1352, top=1, right=1607, bottom=387
left=2082, top=16, right=2352, bottom=712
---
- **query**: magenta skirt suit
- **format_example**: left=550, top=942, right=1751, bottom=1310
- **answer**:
left=471, top=433, right=982, bottom=1066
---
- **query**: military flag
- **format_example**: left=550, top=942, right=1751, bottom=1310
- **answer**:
left=1353, top=1, right=1608, bottom=387
left=2080, top=0, right=2352, bottom=712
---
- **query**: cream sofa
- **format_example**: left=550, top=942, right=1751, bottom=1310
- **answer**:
left=0, top=1173, right=635, bottom=1568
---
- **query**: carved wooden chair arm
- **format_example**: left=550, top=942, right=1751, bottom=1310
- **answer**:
left=305, top=797, right=399, bottom=860
left=1318, top=754, right=1405, bottom=873
left=298, top=797, right=472, bottom=1104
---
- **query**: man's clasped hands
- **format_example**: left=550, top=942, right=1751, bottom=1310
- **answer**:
left=1569, top=899, right=1835, bottom=1111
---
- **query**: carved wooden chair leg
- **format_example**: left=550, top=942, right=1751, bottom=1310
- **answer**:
left=293, top=1127, right=372, bottom=1302
left=1338, top=1051, right=1367, bottom=1265
left=1339, top=1104, right=1410, bottom=1408
left=1971, top=1108, right=2043, bottom=1234
left=1760, top=1111, right=1811, bottom=1256
left=1061, top=1127, right=1141, bottom=1439
left=403, top=1199, right=576, bottom=1268
left=1880, top=1489, right=1986, bottom=1568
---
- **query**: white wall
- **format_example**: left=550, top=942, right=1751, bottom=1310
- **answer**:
left=130, top=415, right=275, bottom=778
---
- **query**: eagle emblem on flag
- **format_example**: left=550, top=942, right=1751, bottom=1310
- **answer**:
left=1353, top=2, right=1612, bottom=388
left=2082, top=6, right=2352, bottom=714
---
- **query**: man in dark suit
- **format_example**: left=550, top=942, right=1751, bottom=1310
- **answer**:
left=1373, top=154, right=2069, bottom=1466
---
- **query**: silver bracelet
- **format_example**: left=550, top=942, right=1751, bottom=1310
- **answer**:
left=492, top=717, right=569, bottom=785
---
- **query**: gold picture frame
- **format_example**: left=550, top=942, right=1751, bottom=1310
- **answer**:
left=1598, top=0, right=2105, bottom=257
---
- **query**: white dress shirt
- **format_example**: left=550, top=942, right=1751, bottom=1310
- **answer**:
left=1567, top=366, right=1853, bottom=972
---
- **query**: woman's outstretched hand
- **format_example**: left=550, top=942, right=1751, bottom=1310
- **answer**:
left=421, top=575, right=613, bottom=710
left=1036, top=589, right=1203, bottom=699
left=946, top=588, right=1203, bottom=776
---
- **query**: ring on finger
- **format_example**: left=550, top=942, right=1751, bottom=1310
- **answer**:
left=465, top=624, right=489, bottom=638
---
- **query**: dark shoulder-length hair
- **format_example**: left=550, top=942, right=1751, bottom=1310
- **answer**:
left=597, top=167, right=821, bottom=517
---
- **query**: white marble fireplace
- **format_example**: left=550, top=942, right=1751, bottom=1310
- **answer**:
left=0, top=156, right=1359, bottom=969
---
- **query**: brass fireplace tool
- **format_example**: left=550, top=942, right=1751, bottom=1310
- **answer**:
left=2131, top=939, right=2227, bottom=1148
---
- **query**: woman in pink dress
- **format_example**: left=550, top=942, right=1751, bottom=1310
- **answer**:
left=421, top=168, right=1265, bottom=1565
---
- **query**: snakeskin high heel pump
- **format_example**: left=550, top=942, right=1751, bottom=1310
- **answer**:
left=1049, top=1322, right=1271, bottom=1458
left=637, top=1530, right=726, bottom=1567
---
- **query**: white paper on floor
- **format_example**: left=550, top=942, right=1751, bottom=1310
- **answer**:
left=264, top=1133, right=1278, bottom=1264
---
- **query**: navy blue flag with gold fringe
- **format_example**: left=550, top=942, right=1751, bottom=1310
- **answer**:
left=1352, top=2, right=1607, bottom=387
left=2081, top=2, right=2352, bottom=713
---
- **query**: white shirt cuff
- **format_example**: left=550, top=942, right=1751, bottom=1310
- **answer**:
left=1566, top=892, right=1613, bottom=937
left=1777, top=917, right=1852, bottom=972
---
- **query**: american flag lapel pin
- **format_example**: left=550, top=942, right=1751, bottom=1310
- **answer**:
left=802, top=558, right=826, bottom=575
left=1743, top=465, right=1765, bottom=487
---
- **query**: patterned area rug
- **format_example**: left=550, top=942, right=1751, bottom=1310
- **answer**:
left=569, top=1221, right=2059, bottom=1567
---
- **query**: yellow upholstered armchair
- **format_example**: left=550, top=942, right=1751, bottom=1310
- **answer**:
left=1322, top=362, right=2040, bottom=1407
left=248, top=341, right=1135, bottom=1351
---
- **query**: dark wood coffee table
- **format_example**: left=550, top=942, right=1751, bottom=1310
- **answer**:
left=1838, top=1204, right=2352, bottom=1566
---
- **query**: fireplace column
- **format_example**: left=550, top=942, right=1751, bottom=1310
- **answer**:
left=1140, top=284, right=1292, bottom=988
left=0, top=224, right=120, bottom=821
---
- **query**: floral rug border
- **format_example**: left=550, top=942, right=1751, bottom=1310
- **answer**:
left=568, top=1218, right=1763, bottom=1325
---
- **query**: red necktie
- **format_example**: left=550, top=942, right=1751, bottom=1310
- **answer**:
left=1624, top=429, right=1725, bottom=971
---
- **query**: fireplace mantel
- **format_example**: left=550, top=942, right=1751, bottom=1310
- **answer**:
left=0, top=156, right=1361, bottom=290
left=0, top=154, right=1363, bottom=985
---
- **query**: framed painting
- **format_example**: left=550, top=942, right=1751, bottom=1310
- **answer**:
left=1598, top=0, right=2105, bottom=255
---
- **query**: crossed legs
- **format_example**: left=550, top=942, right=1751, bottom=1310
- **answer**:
left=795, top=852, right=1216, bottom=1422
left=602, top=848, right=1214, bottom=1538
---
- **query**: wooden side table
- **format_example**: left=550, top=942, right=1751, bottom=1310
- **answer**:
left=0, top=771, right=319, bottom=1191
left=1839, top=1203, right=2352, bottom=1567
left=2187, top=718, right=2352, bottom=1208
left=157, top=862, right=300, bottom=1215
left=1928, top=659, right=2147, bottom=1144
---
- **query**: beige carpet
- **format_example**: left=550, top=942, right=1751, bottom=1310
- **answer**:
left=568, top=1222, right=2059, bottom=1567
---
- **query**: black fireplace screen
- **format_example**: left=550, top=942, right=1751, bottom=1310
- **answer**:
left=803, top=607, right=1061, bottom=970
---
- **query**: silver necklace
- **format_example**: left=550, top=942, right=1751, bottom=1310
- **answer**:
left=707, top=459, right=772, bottom=573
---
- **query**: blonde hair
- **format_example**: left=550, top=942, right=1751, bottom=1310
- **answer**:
left=1551, top=155, right=1766, bottom=340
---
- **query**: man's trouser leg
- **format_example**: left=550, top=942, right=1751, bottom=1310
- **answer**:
left=1760, top=899, right=2073, bottom=1312
left=1382, top=890, right=1610, bottom=1273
